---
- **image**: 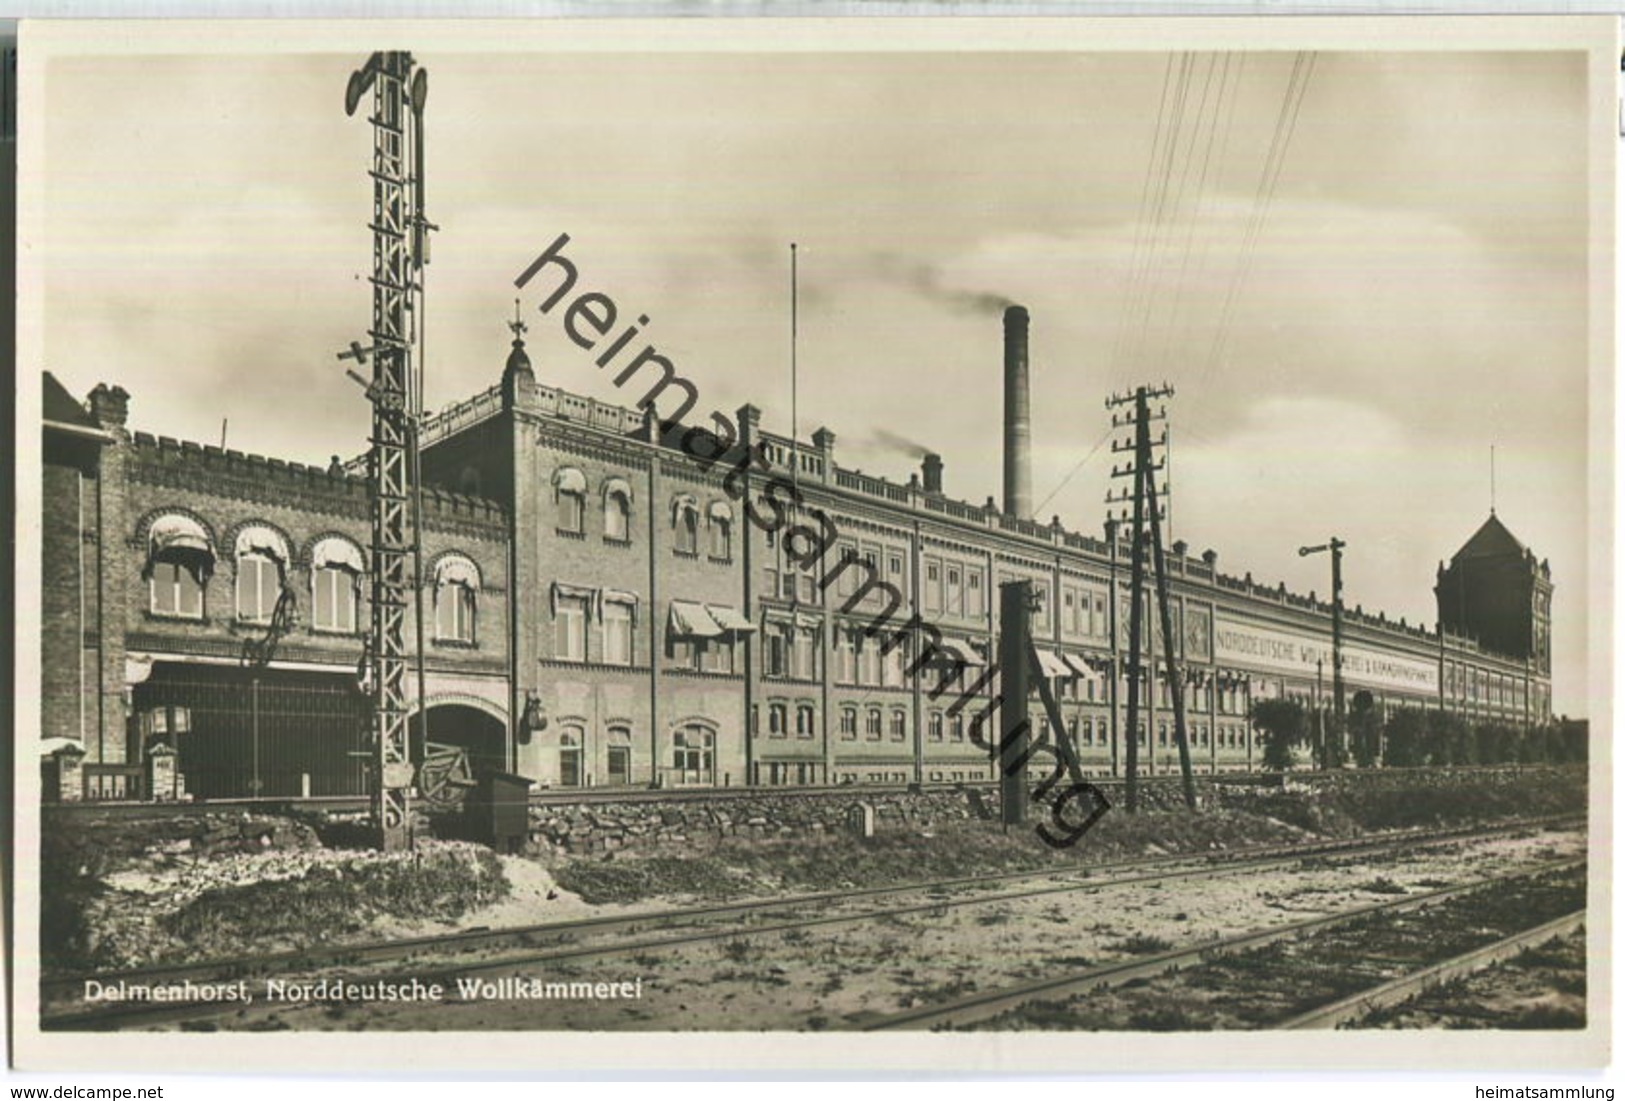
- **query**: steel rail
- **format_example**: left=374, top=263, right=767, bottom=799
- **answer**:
left=43, top=814, right=1576, bottom=1007
left=860, top=857, right=1586, bottom=1031
left=43, top=823, right=1581, bottom=1031
left=1275, top=909, right=1586, bottom=1030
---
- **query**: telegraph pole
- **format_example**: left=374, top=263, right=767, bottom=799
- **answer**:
left=1105, top=384, right=1195, bottom=811
left=1299, top=538, right=1346, bottom=765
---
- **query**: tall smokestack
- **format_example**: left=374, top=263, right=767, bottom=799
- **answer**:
left=1003, top=305, right=1032, bottom=519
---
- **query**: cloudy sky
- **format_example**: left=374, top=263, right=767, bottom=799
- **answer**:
left=31, top=23, right=1606, bottom=713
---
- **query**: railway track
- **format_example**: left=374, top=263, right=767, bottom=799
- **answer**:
left=860, top=859, right=1585, bottom=1031
left=42, top=816, right=1580, bottom=1031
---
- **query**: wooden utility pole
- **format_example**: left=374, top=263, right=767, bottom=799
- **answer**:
left=1105, top=385, right=1196, bottom=811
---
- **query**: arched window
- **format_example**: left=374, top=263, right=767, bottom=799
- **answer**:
left=433, top=554, right=479, bottom=644
left=949, top=713, right=965, bottom=742
left=234, top=525, right=290, bottom=624
left=553, top=467, right=587, bottom=535
left=839, top=707, right=857, bottom=741
left=707, top=500, right=733, bottom=561
left=672, top=725, right=715, bottom=785
left=672, top=496, right=699, bottom=555
left=890, top=709, right=907, bottom=742
left=310, top=536, right=364, bottom=634
left=866, top=707, right=883, bottom=741
left=145, top=513, right=214, bottom=620
left=603, top=478, right=632, bottom=542
left=928, top=711, right=944, bottom=742
left=768, top=703, right=788, bottom=737
left=796, top=704, right=815, bottom=739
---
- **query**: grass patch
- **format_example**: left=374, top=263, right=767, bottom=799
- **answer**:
left=1109, top=934, right=1175, bottom=956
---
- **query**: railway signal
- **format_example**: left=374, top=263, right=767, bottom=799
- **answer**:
left=341, top=50, right=434, bottom=852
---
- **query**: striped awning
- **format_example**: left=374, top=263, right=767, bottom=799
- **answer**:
left=705, top=604, right=756, bottom=634
left=1033, top=649, right=1075, bottom=679
left=234, top=524, right=289, bottom=563
left=552, top=466, right=587, bottom=494
left=149, top=514, right=213, bottom=558
left=312, top=536, right=365, bottom=574
left=668, top=600, right=724, bottom=638
left=1060, top=652, right=1097, bottom=678
left=436, top=556, right=480, bottom=588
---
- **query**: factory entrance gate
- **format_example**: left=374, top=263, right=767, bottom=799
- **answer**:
left=132, top=662, right=369, bottom=800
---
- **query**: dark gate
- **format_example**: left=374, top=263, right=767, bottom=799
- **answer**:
left=133, top=662, right=370, bottom=799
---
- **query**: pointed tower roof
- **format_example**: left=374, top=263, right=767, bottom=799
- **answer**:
left=1451, top=513, right=1527, bottom=563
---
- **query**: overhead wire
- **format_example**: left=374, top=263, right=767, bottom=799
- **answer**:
left=1200, top=51, right=1318, bottom=386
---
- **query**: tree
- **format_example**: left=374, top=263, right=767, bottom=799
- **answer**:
left=1250, top=698, right=1308, bottom=772
left=1348, top=690, right=1381, bottom=768
left=1425, top=709, right=1471, bottom=766
left=1382, top=707, right=1428, bottom=768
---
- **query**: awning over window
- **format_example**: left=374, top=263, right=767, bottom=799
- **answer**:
left=149, top=514, right=213, bottom=558
left=671, top=494, right=699, bottom=524
left=1033, top=649, right=1075, bottom=679
left=707, top=500, right=733, bottom=522
left=939, top=640, right=986, bottom=668
left=1060, top=652, right=1097, bottom=678
left=706, top=604, right=757, bottom=634
left=763, top=608, right=820, bottom=632
left=550, top=580, right=596, bottom=618
left=668, top=600, right=724, bottom=638
left=602, top=589, right=640, bottom=624
left=552, top=466, right=586, bottom=495
left=234, top=524, right=289, bottom=563
left=603, top=476, right=633, bottom=502
left=312, top=536, right=365, bottom=574
left=436, top=556, right=480, bottom=588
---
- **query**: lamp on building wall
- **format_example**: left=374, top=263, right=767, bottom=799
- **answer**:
left=520, top=693, right=548, bottom=744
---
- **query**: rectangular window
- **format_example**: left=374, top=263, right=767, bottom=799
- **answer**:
left=603, top=601, right=633, bottom=666
left=701, top=638, right=734, bottom=674
left=554, top=595, right=587, bottom=661
left=946, top=566, right=963, bottom=617
left=967, top=569, right=985, bottom=617
left=437, top=583, right=476, bottom=644
left=786, top=630, right=812, bottom=682
left=765, top=627, right=788, bottom=677
left=312, top=567, right=356, bottom=634
left=924, top=558, right=943, bottom=615
left=151, top=560, right=204, bottom=619
left=236, top=555, right=279, bottom=624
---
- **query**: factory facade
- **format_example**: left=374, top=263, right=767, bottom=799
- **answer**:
left=39, top=308, right=1554, bottom=800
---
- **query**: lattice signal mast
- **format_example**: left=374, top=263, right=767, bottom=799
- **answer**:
left=1105, top=384, right=1196, bottom=814
left=341, top=52, right=433, bottom=852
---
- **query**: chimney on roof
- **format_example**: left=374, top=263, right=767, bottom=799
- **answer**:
left=922, top=452, right=943, bottom=494
left=87, top=384, right=130, bottom=429
left=1002, top=305, right=1031, bottom=519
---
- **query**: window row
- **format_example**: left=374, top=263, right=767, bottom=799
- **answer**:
left=549, top=468, right=736, bottom=561
left=753, top=702, right=818, bottom=739
left=923, top=555, right=987, bottom=620
left=836, top=706, right=912, bottom=742
left=142, top=514, right=482, bottom=643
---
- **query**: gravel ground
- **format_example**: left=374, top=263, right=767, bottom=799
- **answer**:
left=242, top=825, right=1584, bottom=1032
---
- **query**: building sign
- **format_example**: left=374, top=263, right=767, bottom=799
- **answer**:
left=1213, top=615, right=1439, bottom=695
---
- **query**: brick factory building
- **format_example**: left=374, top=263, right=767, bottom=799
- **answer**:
left=39, top=308, right=1553, bottom=800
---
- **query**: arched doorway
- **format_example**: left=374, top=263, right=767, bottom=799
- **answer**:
left=412, top=703, right=507, bottom=778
